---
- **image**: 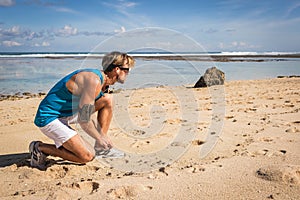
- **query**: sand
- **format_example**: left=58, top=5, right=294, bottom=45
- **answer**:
left=0, top=77, right=299, bottom=200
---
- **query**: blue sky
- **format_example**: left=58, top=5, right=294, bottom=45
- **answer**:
left=0, top=0, right=300, bottom=52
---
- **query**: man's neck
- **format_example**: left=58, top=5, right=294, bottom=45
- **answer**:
left=103, top=71, right=115, bottom=86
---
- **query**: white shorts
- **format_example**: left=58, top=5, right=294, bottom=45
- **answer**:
left=39, top=115, right=78, bottom=148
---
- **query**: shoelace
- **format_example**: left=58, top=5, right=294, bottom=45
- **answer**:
left=95, top=149, right=110, bottom=156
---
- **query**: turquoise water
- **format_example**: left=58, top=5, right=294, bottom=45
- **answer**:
left=0, top=56, right=300, bottom=94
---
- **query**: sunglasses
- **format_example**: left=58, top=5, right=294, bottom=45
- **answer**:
left=119, top=67, right=131, bottom=72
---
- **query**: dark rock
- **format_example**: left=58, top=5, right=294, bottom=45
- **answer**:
left=194, top=76, right=207, bottom=87
left=277, top=76, right=288, bottom=78
left=289, top=75, right=300, bottom=78
left=38, top=92, right=46, bottom=96
left=277, top=75, right=300, bottom=78
left=22, top=92, right=31, bottom=96
left=194, top=67, right=225, bottom=88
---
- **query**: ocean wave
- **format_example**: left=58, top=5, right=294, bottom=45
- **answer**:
left=0, top=51, right=300, bottom=58
left=0, top=53, right=105, bottom=58
left=219, top=51, right=300, bottom=56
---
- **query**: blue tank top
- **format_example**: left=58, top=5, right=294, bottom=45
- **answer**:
left=34, top=69, right=104, bottom=127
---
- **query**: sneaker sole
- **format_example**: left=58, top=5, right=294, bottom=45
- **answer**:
left=29, top=141, right=45, bottom=169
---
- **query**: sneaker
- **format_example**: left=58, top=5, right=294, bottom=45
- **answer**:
left=29, top=141, right=47, bottom=170
left=95, top=148, right=125, bottom=158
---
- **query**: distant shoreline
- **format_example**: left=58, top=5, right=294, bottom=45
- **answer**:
left=1, top=55, right=300, bottom=62
left=135, top=54, right=300, bottom=62
left=1, top=52, right=300, bottom=62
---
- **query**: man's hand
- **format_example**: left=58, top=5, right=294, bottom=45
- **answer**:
left=95, top=134, right=113, bottom=150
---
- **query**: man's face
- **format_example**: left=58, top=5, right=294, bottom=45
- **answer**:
left=117, top=61, right=130, bottom=84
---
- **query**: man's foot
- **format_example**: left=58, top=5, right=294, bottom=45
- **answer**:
left=95, top=148, right=125, bottom=158
left=29, top=141, right=47, bottom=170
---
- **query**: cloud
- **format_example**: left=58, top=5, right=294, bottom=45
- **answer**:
left=218, top=41, right=260, bottom=50
left=25, top=30, right=44, bottom=40
left=0, top=25, right=45, bottom=40
left=103, top=0, right=138, bottom=9
left=102, top=0, right=138, bottom=16
left=23, top=0, right=62, bottom=7
left=0, top=24, right=116, bottom=40
left=2, top=40, right=22, bottom=47
left=0, top=0, right=15, bottom=7
left=55, top=25, right=78, bottom=37
left=56, top=25, right=115, bottom=37
left=232, top=41, right=246, bottom=47
left=225, top=29, right=236, bottom=32
left=34, top=41, right=50, bottom=47
left=22, top=0, right=79, bottom=14
left=204, top=28, right=218, bottom=34
left=79, top=31, right=113, bottom=36
left=286, top=2, right=300, bottom=18
left=122, top=1, right=137, bottom=8
left=114, top=26, right=126, bottom=33
left=0, top=26, right=21, bottom=37
left=0, top=24, right=124, bottom=48
left=54, top=7, right=79, bottom=14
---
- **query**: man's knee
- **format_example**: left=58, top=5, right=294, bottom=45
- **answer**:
left=79, top=144, right=96, bottom=163
left=103, top=94, right=113, bottom=108
left=62, top=135, right=95, bottom=164
left=79, top=151, right=95, bottom=164
left=95, top=93, right=113, bottom=111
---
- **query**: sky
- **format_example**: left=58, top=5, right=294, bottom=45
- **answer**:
left=0, top=0, right=300, bottom=52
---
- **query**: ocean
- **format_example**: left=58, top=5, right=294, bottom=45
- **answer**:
left=0, top=52, right=300, bottom=95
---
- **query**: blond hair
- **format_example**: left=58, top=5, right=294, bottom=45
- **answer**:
left=102, top=51, right=135, bottom=72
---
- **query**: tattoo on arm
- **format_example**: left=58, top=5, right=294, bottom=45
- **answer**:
left=78, top=104, right=95, bottom=123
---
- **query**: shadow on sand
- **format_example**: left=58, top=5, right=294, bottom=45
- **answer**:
left=0, top=153, right=86, bottom=170
left=0, top=153, right=30, bottom=168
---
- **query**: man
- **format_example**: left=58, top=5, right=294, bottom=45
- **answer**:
left=30, top=51, right=135, bottom=170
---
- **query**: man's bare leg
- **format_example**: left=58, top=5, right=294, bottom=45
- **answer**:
left=93, top=94, right=113, bottom=149
left=39, top=134, right=95, bottom=164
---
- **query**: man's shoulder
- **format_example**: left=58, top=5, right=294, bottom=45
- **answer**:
left=79, top=71, right=101, bottom=85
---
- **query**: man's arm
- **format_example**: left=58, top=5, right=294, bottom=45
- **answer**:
left=77, top=73, right=112, bottom=149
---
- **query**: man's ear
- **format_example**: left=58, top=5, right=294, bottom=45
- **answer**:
left=114, top=67, right=120, bottom=73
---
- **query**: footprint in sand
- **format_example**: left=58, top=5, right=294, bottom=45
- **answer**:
left=164, top=118, right=187, bottom=125
left=225, top=115, right=234, bottom=120
left=259, top=137, right=274, bottom=142
left=107, top=185, right=153, bottom=199
left=256, top=165, right=300, bottom=185
left=50, top=180, right=100, bottom=198
left=69, top=181, right=100, bottom=194
left=251, top=149, right=287, bottom=157
left=130, top=140, right=151, bottom=148
left=285, top=127, right=300, bottom=133
left=131, top=129, right=146, bottom=136
left=191, top=140, right=205, bottom=146
left=45, top=165, right=100, bottom=179
left=249, top=149, right=269, bottom=156
left=171, top=141, right=189, bottom=148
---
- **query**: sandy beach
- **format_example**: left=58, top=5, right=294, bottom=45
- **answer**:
left=0, top=77, right=299, bottom=200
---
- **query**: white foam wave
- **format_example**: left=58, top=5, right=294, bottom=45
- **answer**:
left=0, top=51, right=299, bottom=58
